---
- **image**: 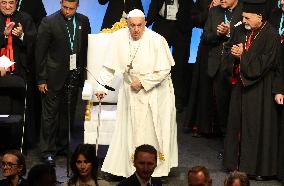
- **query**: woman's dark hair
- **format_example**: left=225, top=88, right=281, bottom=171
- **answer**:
left=225, top=171, right=250, bottom=186
left=69, top=144, right=99, bottom=186
left=27, top=164, right=56, bottom=186
left=3, top=150, right=26, bottom=176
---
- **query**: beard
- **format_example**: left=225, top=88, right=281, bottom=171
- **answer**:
left=244, top=24, right=252, bottom=30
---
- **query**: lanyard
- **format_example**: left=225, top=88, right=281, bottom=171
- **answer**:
left=224, top=10, right=230, bottom=24
left=279, top=13, right=284, bottom=36
left=17, top=0, right=23, bottom=11
left=66, top=16, right=77, bottom=52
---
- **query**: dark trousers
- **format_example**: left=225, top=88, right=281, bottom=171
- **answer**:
left=40, top=85, right=78, bottom=158
left=152, top=16, right=192, bottom=108
left=213, top=70, right=231, bottom=135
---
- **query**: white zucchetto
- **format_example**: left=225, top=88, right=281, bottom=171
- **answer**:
left=127, top=9, right=145, bottom=18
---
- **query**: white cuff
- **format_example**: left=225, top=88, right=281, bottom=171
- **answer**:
left=19, top=33, right=24, bottom=41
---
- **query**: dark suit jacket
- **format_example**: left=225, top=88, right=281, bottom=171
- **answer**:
left=17, top=0, right=47, bottom=28
left=117, top=174, right=162, bottom=186
left=36, top=11, right=91, bottom=91
left=146, top=0, right=194, bottom=32
left=0, top=11, right=36, bottom=77
left=203, top=3, right=243, bottom=77
left=99, top=0, right=144, bottom=29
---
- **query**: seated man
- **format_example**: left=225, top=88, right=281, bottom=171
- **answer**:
left=188, top=166, right=212, bottom=186
left=0, top=0, right=36, bottom=77
left=224, top=171, right=250, bottom=186
left=118, top=144, right=162, bottom=186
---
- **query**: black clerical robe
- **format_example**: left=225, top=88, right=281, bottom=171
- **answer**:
left=223, top=22, right=283, bottom=176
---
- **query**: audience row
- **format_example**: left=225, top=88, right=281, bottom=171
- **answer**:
left=0, top=144, right=252, bottom=186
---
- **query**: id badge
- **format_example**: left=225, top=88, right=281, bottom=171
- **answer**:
left=70, top=54, right=76, bottom=70
left=167, top=5, right=177, bottom=20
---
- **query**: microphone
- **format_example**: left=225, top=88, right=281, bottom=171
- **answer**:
left=85, top=67, right=115, bottom=91
left=234, top=21, right=243, bottom=27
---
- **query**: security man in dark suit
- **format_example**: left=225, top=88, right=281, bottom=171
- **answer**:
left=118, top=144, right=162, bottom=186
left=146, top=0, right=194, bottom=112
left=98, top=0, right=144, bottom=29
left=35, top=0, right=91, bottom=166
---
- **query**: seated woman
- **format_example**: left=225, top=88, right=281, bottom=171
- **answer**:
left=0, top=150, right=27, bottom=186
left=27, top=164, right=57, bottom=186
left=63, top=144, right=110, bottom=186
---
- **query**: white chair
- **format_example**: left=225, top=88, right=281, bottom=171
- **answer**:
left=82, top=33, right=122, bottom=145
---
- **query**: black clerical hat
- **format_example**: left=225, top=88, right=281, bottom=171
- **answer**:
left=243, top=0, right=266, bottom=15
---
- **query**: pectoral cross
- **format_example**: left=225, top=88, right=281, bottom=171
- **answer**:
left=127, top=62, right=133, bottom=73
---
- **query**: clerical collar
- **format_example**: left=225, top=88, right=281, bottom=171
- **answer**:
left=65, top=15, right=75, bottom=21
left=61, top=11, right=76, bottom=21
left=228, top=8, right=233, bottom=12
left=135, top=172, right=152, bottom=186
left=227, top=0, right=239, bottom=12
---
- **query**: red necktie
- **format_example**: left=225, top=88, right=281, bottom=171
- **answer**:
left=1, top=17, right=15, bottom=72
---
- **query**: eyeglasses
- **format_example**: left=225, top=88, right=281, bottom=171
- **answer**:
left=1, top=161, right=18, bottom=168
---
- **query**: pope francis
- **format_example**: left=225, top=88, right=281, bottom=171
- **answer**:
left=95, top=9, right=178, bottom=177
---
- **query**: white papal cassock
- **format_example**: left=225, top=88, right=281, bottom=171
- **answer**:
left=97, top=27, right=178, bottom=177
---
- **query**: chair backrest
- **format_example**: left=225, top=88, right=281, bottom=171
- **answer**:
left=86, top=33, right=122, bottom=103
left=0, top=75, right=25, bottom=114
